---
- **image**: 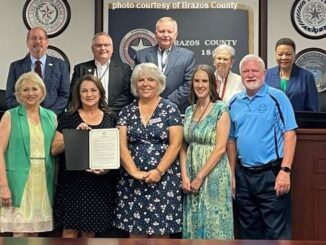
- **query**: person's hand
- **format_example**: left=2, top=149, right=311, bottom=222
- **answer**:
left=232, top=175, right=236, bottom=199
left=144, top=169, right=161, bottom=184
left=1, top=186, right=12, bottom=207
left=181, top=174, right=191, bottom=193
left=190, top=176, right=204, bottom=193
left=77, top=123, right=91, bottom=130
left=274, top=170, right=290, bottom=197
left=86, top=169, right=110, bottom=175
left=130, top=169, right=149, bottom=181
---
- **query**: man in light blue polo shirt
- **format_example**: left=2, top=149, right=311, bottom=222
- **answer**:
left=228, top=54, right=297, bottom=240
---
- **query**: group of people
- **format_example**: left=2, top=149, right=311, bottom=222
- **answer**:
left=0, top=15, right=319, bottom=240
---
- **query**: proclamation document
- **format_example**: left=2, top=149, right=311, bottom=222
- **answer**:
left=63, top=128, right=120, bottom=170
left=89, top=128, right=120, bottom=169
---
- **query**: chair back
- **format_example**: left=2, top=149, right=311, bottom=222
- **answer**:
left=0, top=89, right=8, bottom=119
left=319, top=92, right=326, bottom=112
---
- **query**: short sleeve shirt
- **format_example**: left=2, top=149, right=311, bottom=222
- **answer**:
left=229, top=83, right=297, bottom=167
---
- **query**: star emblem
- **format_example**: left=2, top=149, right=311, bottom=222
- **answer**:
left=40, top=4, right=55, bottom=20
left=309, top=6, right=322, bottom=21
left=130, top=38, right=151, bottom=52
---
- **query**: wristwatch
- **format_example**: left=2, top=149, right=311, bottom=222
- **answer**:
left=280, top=166, right=291, bottom=173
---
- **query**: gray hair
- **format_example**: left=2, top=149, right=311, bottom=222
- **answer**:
left=155, top=17, right=178, bottom=33
left=91, top=32, right=112, bottom=45
left=15, top=71, right=46, bottom=104
left=212, top=44, right=235, bottom=60
left=239, top=54, right=266, bottom=72
left=130, top=63, right=166, bottom=97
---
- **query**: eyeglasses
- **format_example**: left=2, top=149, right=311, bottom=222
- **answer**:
left=28, top=36, right=47, bottom=41
left=93, top=43, right=112, bottom=48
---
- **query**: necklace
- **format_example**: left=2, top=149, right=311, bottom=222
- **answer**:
left=79, top=109, right=102, bottom=124
left=189, top=101, right=211, bottom=138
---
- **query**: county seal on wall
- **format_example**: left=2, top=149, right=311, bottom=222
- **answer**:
left=291, top=0, right=326, bottom=39
left=23, top=0, right=71, bottom=38
left=295, top=48, right=326, bottom=92
left=47, top=45, right=70, bottom=72
left=119, top=29, right=157, bottom=67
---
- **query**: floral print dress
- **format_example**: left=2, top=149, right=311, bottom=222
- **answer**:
left=182, top=101, right=234, bottom=239
left=114, top=98, right=183, bottom=235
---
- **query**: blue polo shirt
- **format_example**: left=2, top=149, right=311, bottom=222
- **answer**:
left=229, top=83, right=297, bottom=167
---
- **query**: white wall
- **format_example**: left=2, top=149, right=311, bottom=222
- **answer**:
left=267, top=0, right=325, bottom=68
left=0, top=0, right=95, bottom=89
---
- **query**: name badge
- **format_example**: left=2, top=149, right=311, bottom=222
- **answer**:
left=149, top=118, right=162, bottom=124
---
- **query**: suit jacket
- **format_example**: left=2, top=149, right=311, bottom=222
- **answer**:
left=6, top=55, right=70, bottom=115
left=70, top=59, right=133, bottom=115
left=265, top=64, right=319, bottom=111
left=135, top=45, right=196, bottom=113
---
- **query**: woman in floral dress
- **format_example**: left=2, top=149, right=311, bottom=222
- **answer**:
left=114, top=63, right=183, bottom=237
left=180, top=65, right=234, bottom=239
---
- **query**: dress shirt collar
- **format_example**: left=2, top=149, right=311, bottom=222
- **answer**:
left=158, top=45, right=172, bottom=55
left=95, top=59, right=110, bottom=68
left=30, top=54, right=46, bottom=65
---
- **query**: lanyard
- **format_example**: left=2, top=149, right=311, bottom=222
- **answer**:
left=217, top=73, right=229, bottom=100
left=96, top=64, right=109, bottom=80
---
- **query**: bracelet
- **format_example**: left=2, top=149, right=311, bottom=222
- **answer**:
left=154, top=168, right=164, bottom=176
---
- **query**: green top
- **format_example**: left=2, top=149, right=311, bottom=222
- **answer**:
left=5, top=105, right=56, bottom=207
left=280, top=78, right=288, bottom=92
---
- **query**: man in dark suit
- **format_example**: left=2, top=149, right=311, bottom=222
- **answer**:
left=70, top=32, right=133, bottom=115
left=6, top=27, right=70, bottom=115
left=134, top=17, right=196, bottom=114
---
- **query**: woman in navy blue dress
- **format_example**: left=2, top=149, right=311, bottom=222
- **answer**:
left=114, top=63, right=183, bottom=237
left=52, top=75, right=117, bottom=238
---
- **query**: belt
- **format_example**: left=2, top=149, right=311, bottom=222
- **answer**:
left=238, top=159, right=282, bottom=174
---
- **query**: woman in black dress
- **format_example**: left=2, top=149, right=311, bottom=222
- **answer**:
left=51, top=74, right=117, bottom=238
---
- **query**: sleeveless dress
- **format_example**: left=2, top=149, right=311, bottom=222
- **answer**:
left=0, top=120, right=52, bottom=232
left=182, top=101, right=234, bottom=239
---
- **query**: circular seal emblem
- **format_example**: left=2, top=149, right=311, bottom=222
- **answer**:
left=23, top=0, right=71, bottom=38
left=47, top=45, right=70, bottom=72
left=295, top=48, right=326, bottom=92
left=119, top=29, right=157, bottom=67
left=291, top=0, right=326, bottom=39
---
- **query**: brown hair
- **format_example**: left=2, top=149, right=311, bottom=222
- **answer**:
left=68, top=74, right=110, bottom=113
left=189, top=64, right=220, bottom=107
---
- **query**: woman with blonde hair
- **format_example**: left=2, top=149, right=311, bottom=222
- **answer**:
left=0, top=72, right=57, bottom=236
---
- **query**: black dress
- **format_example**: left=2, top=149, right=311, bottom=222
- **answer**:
left=54, top=111, right=117, bottom=233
